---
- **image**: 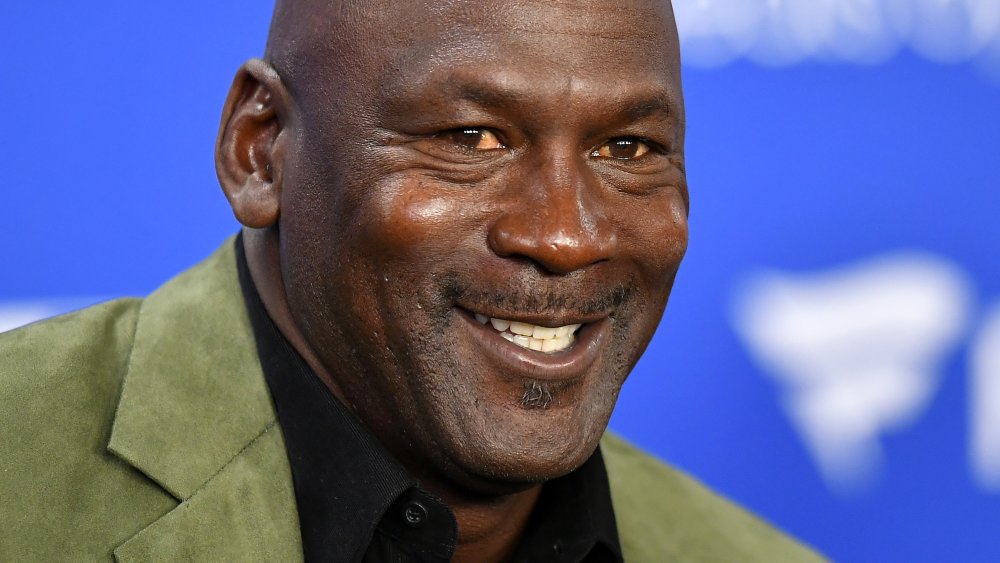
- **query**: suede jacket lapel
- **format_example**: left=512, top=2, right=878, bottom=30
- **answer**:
left=106, top=239, right=303, bottom=561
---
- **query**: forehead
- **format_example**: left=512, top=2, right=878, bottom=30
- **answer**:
left=378, top=0, right=676, bottom=48
left=326, top=0, right=681, bottom=110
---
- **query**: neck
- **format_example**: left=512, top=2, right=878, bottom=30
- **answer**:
left=446, top=485, right=542, bottom=563
left=242, top=227, right=541, bottom=562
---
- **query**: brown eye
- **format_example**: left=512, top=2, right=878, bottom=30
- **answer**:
left=445, top=128, right=505, bottom=151
left=592, top=138, right=651, bottom=160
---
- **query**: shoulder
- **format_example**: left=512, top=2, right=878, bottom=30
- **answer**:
left=0, top=297, right=143, bottom=414
left=0, top=298, right=177, bottom=561
left=600, top=433, right=827, bottom=562
left=0, top=238, right=239, bottom=413
left=0, top=296, right=143, bottom=480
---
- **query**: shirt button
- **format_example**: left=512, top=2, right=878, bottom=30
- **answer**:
left=402, top=501, right=428, bottom=527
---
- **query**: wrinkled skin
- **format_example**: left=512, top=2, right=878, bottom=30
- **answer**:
left=217, top=0, right=687, bottom=560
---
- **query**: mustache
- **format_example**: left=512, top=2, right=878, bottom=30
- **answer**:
left=444, top=277, right=635, bottom=317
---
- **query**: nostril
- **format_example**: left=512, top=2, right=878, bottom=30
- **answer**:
left=487, top=225, right=516, bottom=259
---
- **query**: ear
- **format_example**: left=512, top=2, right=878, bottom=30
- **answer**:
left=215, top=58, right=292, bottom=229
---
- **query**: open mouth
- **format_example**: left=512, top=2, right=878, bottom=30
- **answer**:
left=472, top=313, right=582, bottom=354
left=457, top=305, right=610, bottom=382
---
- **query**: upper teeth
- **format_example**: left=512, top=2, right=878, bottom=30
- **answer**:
left=474, top=313, right=581, bottom=353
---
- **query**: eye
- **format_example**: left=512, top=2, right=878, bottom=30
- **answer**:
left=591, top=137, right=651, bottom=160
left=442, top=128, right=506, bottom=151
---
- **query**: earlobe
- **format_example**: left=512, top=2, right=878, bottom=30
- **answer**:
left=215, top=58, right=291, bottom=229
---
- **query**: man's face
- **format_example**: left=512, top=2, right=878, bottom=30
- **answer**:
left=276, top=0, right=687, bottom=491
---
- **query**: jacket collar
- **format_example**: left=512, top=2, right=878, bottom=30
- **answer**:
left=106, top=237, right=302, bottom=560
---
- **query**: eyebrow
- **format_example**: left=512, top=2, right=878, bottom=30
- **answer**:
left=621, top=92, right=679, bottom=122
left=447, top=81, right=522, bottom=109
left=441, top=76, right=681, bottom=124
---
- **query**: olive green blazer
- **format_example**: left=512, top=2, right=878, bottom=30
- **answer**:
left=0, top=240, right=824, bottom=562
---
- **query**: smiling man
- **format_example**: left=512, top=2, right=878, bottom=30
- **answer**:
left=1, top=1, right=823, bottom=561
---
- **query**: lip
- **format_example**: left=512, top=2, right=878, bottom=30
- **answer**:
left=457, top=307, right=609, bottom=383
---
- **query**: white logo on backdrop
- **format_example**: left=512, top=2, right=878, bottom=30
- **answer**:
left=971, top=303, right=1000, bottom=491
left=733, top=253, right=1000, bottom=494
left=673, top=0, right=1000, bottom=80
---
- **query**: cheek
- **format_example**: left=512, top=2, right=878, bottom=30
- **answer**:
left=350, top=180, right=487, bottom=325
left=620, top=192, right=689, bottom=288
left=377, top=193, right=460, bottom=252
left=360, top=178, right=485, bottom=267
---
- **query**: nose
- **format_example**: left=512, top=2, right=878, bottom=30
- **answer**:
left=488, top=151, right=618, bottom=275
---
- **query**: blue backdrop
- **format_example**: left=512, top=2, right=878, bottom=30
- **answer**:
left=4, top=3, right=999, bottom=561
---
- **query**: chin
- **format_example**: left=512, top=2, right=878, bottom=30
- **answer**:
left=425, top=378, right=619, bottom=493
left=439, top=442, right=599, bottom=496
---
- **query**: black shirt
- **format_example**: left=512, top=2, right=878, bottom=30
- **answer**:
left=236, top=237, right=623, bottom=563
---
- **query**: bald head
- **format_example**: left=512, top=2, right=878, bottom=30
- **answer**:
left=263, top=0, right=343, bottom=93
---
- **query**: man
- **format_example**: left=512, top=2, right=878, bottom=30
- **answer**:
left=1, top=0, right=823, bottom=561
